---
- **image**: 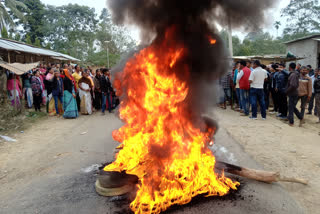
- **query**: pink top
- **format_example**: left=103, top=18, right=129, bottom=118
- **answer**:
left=7, top=79, right=22, bottom=95
left=46, top=73, right=53, bottom=81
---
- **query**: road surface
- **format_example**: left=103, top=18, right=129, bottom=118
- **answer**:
left=0, top=113, right=304, bottom=214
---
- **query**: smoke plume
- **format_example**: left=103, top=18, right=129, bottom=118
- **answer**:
left=107, top=0, right=276, bottom=124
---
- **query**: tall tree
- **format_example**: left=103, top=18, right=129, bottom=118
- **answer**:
left=18, top=0, right=46, bottom=44
left=87, top=8, right=136, bottom=66
left=1, top=26, right=8, bottom=38
left=281, top=0, right=320, bottom=35
left=0, top=0, right=27, bottom=30
left=43, top=4, right=98, bottom=60
left=274, top=21, right=281, bottom=37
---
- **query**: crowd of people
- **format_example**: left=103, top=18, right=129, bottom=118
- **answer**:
left=219, top=60, right=320, bottom=126
left=6, top=63, right=118, bottom=119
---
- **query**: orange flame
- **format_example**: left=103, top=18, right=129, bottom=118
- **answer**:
left=104, top=28, right=239, bottom=214
left=208, top=36, right=217, bottom=45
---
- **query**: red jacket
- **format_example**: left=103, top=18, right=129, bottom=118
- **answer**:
left=239, top=67, right=251, bottom=90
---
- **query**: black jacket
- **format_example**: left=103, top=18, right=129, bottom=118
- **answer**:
left=100, top=76, right=112, bottom=93
left=314, top=76, right=320, bottom=94
left=63, top=77, right=73, bottom=94
left=276, top=70, right=289, bottom=93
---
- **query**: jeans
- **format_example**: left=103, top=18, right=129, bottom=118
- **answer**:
left=53, top=95, right=63, bottom=114
left=278, top=91, right=288, bottom=117
left=223, top=88, right=231, bottom=102
left=250, top=88, right=266, bottom=118
left=271, top=88, right=279, bottom=112
left=288, top=95, right=301, bottom=124
left=298, top=95, right=308, bottom=119
left=102, top=93, right=112, bottom=113
left=308, top=93, right=315, bottom=114
left=236, top=88, right=242, bottom=109
left=264, top=89, right=270, bottom=110
left=240, top=89, right=250, bottom=115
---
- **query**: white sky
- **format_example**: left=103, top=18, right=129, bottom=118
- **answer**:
left=42, top=0, right=291, bottom=41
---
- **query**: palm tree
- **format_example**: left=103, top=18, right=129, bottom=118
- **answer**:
left=0, top=0, right=27, bottom=31
left=274, top=21, right=281, bottom=38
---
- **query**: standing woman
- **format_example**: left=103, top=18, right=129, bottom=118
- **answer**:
left=78, top=70, right=93, bottom=115
left=52, top=70, right=64, bottom=116
left=7, top=73, right=22, bottom=107
left=31, top=71, right=43, bottom=112
left=63, top=69, right=78, bottom=119
left=22, top=71, right=33, bottom=108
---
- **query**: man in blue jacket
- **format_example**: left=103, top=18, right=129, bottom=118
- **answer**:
left=275, top=64, right=289, bottom=119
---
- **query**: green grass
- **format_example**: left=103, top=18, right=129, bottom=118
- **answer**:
left=0, top=104, right=48, bottom=135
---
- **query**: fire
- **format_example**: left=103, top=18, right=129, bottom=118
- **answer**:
left=104, top=28, right=239, bottom=214
left=208, top=36, right=217, bottom=45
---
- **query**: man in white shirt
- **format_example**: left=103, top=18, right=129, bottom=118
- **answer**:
left=249, top=60, right=268, bottom=120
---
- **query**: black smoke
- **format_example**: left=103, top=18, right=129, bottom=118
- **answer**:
left=107, top=0, right=276, bottom=125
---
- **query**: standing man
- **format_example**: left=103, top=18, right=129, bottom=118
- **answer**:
left=297, top=66, right=313, bottom=126
left=286, top=63, right=300, bottom=126
left=246, top=60, right=253, bottom=71
left=233, top=61, right=242, bottom=111
left=220, top=71, right=232, bottom=109
left=270, top=64, right=279, bottom=114
left=275, top=64, right=289, bottom=119
left=237, top=60, right=252, bottom=116
left=72, top=65, right=82, bottom=111
left=307, top=65, right=314, bottom=77
left=100, top=69, right=112, bottom=115
left=296, top=63, right=301, bottom=73
left=307, top=69, right=316, bottom=115
left=249, top=60, right=267, bottom=120
left=93, top=69, right=102, bottom=111
left=313, top=69, right=320, bottom=123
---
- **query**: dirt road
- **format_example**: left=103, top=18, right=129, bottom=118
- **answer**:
left=215, top=108, right=320, bottom=213
left=0, top=112, right=304, bottom=214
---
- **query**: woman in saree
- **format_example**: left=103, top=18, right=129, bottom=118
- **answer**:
left=45, top=68, right=57, bottom=116
left=63, top=69, right=78, bottom=119
left=78, top=70, right=93, bottom=115
left=7, top=73, right=22, bottom=107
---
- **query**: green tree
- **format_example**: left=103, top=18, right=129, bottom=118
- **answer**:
left=96, top=8, right=136, bottom=55
left=34, top=37, right=41, bottom=47
left=18, top=0, right=46, bottom=44
left=43, top=4, right=98, bottom=61
left=1, top=26, right=9, bottom=38
left=281, top=0, right=320, bottom=35
left=0, top=0, right=27, bottom=29
left=14, top=33, right=20, bottom=41
left=274, top=21, right=281, bottom=37
left=25, top=34, right=32, bottom=44
left=220, top=29, right=286, bottom=56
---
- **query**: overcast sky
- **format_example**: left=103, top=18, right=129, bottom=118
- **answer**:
left=41, top=0, right=291, bottom=41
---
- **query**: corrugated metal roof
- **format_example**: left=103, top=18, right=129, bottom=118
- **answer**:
left=0, top=38, right=80, bottom=61
left=283, top=34, right=320, bottom=44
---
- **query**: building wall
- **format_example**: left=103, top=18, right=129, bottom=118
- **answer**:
left=286, top=38, right=320, bottom=69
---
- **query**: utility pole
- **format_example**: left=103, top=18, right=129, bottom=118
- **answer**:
left=105, top=40, right=111, bottom=68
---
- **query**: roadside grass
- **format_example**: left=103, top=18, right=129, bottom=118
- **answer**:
left=0, top=102, right=47, bottom=136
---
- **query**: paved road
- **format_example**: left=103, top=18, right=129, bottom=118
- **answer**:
left=0, top=113, right=304, bottom=214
